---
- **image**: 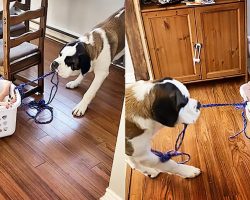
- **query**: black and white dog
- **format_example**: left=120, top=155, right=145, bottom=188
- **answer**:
left=51, top=8, right=125, bottom=116
left=126, top=78, right=201, bottom=178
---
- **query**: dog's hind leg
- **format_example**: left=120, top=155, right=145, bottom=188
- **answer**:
left=66, top=74, right=84, bottom=89
left=72, top=71, right=109, bottom=117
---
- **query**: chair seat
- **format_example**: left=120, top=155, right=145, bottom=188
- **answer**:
left=0, top=20, right=26, bottom=38
left=0, top=39, right=38, bottom=66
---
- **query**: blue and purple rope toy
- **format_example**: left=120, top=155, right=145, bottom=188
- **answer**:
left=15, top=71, right=59, bottom=124
left=152, top=101, right=249, bottom=164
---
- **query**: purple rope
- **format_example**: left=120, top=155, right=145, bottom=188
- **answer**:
left=201, top=102, right=249, bottom=139
left=15, top=71, right=59, bottom=124
left=151, top=124, right=191, bottom=164
left=15, top=71, right=55, bottom=94
left=152, top=101, right=249, bottom=164
left=151, top=149, right=190, bottom=164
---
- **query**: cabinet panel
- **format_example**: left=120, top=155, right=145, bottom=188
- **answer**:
left=196, top=2, right=246, bottom=79
left=142, top=9, right=201, bottom=82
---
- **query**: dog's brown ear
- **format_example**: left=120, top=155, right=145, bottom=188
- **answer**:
left=79, top=54, right=91, bottom=74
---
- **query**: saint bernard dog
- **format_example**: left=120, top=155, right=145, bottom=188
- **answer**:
left=126, top=77, right=202, bottom=178
left=51, top=8, right=125, bottom=116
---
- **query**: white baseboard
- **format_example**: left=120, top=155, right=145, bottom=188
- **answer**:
left=30, top=22, right=77, bottom=43
left=100, top=188, right=123, bottom=200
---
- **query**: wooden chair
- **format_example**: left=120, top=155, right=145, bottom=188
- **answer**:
left=0, top=0, right=30, bottom=39
left=0, top=0, right=48, bottom=97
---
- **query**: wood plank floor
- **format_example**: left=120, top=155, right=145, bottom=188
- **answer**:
left=128, top=78, right=250, bottom=200
left=0, top=38, right=124, bottom=200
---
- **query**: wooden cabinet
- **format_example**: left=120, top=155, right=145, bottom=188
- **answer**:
left=143, top=8, right=201, bottom=82
left=196, top=3, right=246, bottom=79
left=141, top=0, right=247, bottom=83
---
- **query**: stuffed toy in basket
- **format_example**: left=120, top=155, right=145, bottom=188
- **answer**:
left=0, top=80, right=21, bottom=138
left=240, top=81, right=250, bottom=121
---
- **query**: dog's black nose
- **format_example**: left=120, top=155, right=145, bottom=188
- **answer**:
left=51, top=61, right=59, bottom=71
left=197, top=101, right=201, bottom=110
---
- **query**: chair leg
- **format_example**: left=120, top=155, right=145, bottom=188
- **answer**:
left=11, top=74, right=16, bottom=82
left=38, top=62, right=44, bottom=94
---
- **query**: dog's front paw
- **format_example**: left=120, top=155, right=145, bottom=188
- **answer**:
left=66, top=81, right=80, bottom=89
left=72, top=103, right=88, bottom=117
left=178, top=165, right=201, bottom=179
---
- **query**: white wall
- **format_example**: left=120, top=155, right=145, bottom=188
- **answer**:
left=125, top=39, right=136, bottom=84
left=101, top=104, right=125, bottom=200
left=31, top=0, right=124, bottom=37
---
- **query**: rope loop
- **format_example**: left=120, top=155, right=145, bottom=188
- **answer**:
left=17, top=72, right=58, bottom=124
left=152, top=124, right=190, bottom=164
left=201, top=102, right=249, bottom=139
left=152, top=149, right=190, bottom=164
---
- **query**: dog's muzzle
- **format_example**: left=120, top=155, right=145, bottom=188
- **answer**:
left=51, top=61, right=59, bottom=71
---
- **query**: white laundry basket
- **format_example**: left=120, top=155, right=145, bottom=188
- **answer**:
left=0, top=81, right=21, bottom=138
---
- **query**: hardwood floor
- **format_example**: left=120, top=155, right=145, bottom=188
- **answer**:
left=0, top=38, right=124, bottom=200
left=128, top=78, right=250, bottom=200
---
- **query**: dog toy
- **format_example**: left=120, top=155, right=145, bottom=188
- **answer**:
left=240, top=81, right=250, bottom=121
left=15, top=71, right=59, bottom=124
left=152, top=101, right=248, bottom=164
left=0, top=72, right=59, bottom=124
left=152, top=124, right=190, bottom=164
left=0, top=80, right=17, bottom=108
left=201, top=102, right=248, bottom=139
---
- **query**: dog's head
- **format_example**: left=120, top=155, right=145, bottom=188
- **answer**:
left=50, top=40, right=91, bottom=78
left=151, top=78, right=201, bottom=126
left=130, top=78, right=201, bottom=127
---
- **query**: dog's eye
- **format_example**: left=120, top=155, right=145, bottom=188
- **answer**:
left=59, top=53, right=62, bottom=56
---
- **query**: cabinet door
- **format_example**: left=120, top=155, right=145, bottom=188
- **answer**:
left=142, top=8, right=201, bottom=82
left=196, top=2, right=246, bottom=79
